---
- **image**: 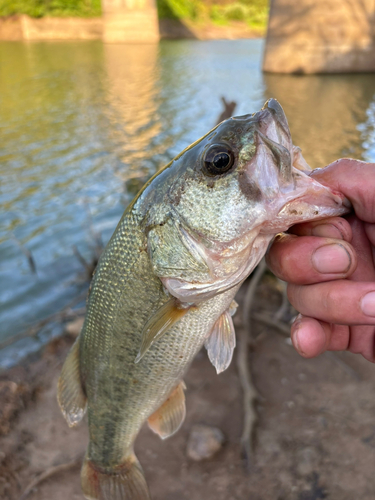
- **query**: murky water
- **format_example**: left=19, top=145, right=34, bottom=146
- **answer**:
left=1, top=39, right=374, bottom=368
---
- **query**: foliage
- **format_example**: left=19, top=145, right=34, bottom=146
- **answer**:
left=0, top=0, right=267, bottom=27
left=157, top=0, right=268, bottom=29
left=0, top=0, right=101, bottom=18
left=156, top=0, right=201, bottom=20
left=210, top=1, right=268, bottom=28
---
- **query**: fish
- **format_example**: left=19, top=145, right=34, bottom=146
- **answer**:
left=57, top=99, right=350, bottom=500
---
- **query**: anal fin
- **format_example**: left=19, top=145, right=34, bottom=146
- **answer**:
left=205, top=310, right=236, bottom=374
left=148, top=381, right=186, bottom=439
left=57, top=337, right=87, bottom=427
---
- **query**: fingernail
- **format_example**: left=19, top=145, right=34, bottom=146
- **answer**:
left=361, top=291, right=375, bottom=317
left=311, top=224, right=343, bottom=239
left=312, top=243, right=351, bottom=274
left=291, top=315, right=303, bottom=354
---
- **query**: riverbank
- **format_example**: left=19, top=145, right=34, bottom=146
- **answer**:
left=0, top=15, right=264, bottom=41
left=2, top=280, right=375, bottom=500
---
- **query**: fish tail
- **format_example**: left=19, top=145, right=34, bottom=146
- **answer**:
left=81, top=451, right=151, bottom=500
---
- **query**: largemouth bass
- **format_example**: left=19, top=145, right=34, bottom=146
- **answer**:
left=57, top=99, right=349, bottom=500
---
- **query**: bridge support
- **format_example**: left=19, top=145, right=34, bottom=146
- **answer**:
left=102, top=0, right=159, bottom=43
left=263, top=0, right=375, bottom=73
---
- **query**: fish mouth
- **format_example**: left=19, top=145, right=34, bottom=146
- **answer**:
left=261, top=168, right=351, bottom=234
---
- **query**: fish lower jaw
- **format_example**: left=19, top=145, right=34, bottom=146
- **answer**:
left=260, top=189, right=351, bottom=234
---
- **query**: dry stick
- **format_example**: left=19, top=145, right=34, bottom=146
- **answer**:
left=72, top=245, right=92, bottom=274
left=11, top=236, right=37, bottom=275
left=19, top=456, right=82, bottom=500
left=274, top=278, right=289, bottom=321
left=251, top=311, right=291, bottom=336
left=237, top=258, right=267, bottom=465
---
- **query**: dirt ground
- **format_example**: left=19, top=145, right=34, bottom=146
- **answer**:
left=1, top=277, right=375, bottom=500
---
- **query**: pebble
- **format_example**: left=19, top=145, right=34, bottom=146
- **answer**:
left=186, top=424, right=224, bottom=461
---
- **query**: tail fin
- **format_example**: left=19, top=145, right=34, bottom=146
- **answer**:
left=81, top=452, right=151, bottom=500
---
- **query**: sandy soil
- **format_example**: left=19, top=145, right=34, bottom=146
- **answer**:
left=1, top=278, right=375, bottom=500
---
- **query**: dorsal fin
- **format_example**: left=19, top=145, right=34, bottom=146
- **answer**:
left=205, top=310, right=236, bottom=374
left=57, top=338, right=87, bottom=427
left=148, top=381, right=186, bottom=439
left=135, top=299, right=193, bottom=363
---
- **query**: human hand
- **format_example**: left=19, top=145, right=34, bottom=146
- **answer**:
left=266, top=159, right=375, bottom=362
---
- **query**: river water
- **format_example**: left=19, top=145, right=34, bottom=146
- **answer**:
left=1, top=39, right=374, bottom=369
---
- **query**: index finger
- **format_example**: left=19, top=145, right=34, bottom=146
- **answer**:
left=311, top=159, right=375, bottom=223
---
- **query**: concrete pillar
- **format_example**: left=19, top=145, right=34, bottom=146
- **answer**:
left=102, top=0, right=159, bottom=43
left=263, top=0, right=375, bottom=73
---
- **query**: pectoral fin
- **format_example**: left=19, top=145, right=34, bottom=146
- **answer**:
left=135, top=298, right=192, bottom=363
left=148, top=381, right=186, bottom=439
left=57, top=338, right=87, bottom=427
left=205, top=310, right=236, bottom=374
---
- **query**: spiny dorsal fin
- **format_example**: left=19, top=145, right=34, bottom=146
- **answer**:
left=57, top=338, right=87, bottom=427
left=148, top=381, right=186, bottom=439
left=135, top=299, right=192, bottom=363
left=205, top=310, right=236, bottom=374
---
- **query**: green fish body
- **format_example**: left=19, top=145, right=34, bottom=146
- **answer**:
left=57, top=100, right=349, bottom=500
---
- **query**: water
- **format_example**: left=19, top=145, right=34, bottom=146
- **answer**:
left=0, top=39, right=374, bottom=369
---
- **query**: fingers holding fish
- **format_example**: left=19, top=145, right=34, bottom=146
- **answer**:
left=266, top=233, right=357, bottom=285
left=290, top=315, right=375, bottom=363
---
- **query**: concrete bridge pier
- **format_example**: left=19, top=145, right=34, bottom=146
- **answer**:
left=263, top=0, right=375, bottom=73
left=102, top=0, right=159, bottom=43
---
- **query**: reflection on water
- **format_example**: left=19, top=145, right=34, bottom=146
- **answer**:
left=264, top=73, right=375, bottom=169
left=0, top=39, right=374, bottom=368
left=104, top=44, right=160, bottom=192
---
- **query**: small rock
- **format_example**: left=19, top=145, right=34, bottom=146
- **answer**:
left=65, top=317, right=85, bottom=337
left=186, top=424, right=224, bottom=461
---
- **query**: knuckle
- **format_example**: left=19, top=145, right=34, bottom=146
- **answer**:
left=287, top=284, right=301, bottom=310
left=323, top=285, right=343, bottom=321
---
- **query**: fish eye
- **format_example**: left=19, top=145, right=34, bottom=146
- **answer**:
left=203, top=145, right=235, bottom=176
